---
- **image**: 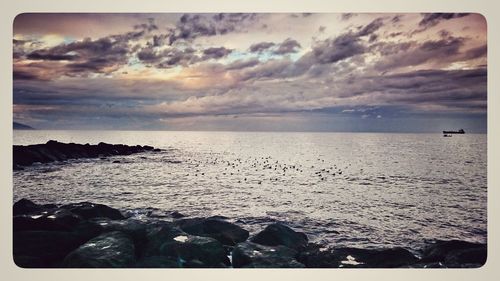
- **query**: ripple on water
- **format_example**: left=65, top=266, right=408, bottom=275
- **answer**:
left=13, top=131, right=487, bottom=250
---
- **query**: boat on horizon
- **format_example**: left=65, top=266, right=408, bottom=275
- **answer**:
left=442, top=129, right=465, bottom=134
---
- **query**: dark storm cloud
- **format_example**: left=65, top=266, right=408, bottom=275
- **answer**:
left=420, top=36, right=464, bottom=55
left=419, top=13, right=471, bottom=28
left=249, top=42, right=275, bottom=53
left=224, top=58, right=260, bottom=70
left=136, top=46, right=162, bottom=63
left=168, top=13, right=258, bottom=45
left=16, top=28, right=152, bottom=79
left=202, top=47, right=232, bottom=60
left=137, top=46, right=232, bottom=68
left=311, top=32, right=366, bottom=64
left=350, top=68, right=487, bottom=109
left=27, top=50, right=79, bottom=61
left=49, top=36, right=129, bottom=73
left=463, top=44, right=487, bottom=60
left=374, top=36, right=466, bottom=71
left=357, top=18, right=384, bottom=37
left=391, top=15, right=403, bottom=23
left=273, top=38, right=301, bottom=55
left=157, top=48, right=199, bottom=68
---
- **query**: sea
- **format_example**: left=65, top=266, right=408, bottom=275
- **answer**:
left=13, top=130, right=487, bottom=252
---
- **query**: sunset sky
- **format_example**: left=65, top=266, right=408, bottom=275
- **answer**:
left=13, top=13, right=487, bottom=132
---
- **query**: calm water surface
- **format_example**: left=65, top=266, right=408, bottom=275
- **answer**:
left=13, top=131, right=487, bottom=251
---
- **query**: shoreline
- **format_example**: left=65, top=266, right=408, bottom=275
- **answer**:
left=13, top=198, right=486, bottom=268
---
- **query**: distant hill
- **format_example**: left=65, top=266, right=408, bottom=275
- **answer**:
left=13, top=122, right=35, bottom=130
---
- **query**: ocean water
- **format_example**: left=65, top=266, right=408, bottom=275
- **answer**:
left=13, top=130, right=487, bottom=251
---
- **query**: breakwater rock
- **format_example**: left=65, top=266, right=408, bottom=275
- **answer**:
left=13, top=140, right=158, bottom=169
left=12, top=199, right=487, bottom=268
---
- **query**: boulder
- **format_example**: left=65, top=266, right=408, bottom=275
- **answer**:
left=13, top=208, right=82, bottom=232
left=296, top=243, right=342, bottom=268
left=142, top=223, right=185, bottom=257
left=232, top=241, right=305, bottom=268
left=13, top=199, right=41, bottom=215
left=13, top=231, right=85, bottom=268
left=443, top=246, right=487, bottom=268
left=170, top=211, right=185, bottom=219
left=63, top=231, right=135, bottom=268
left=135, top=255, right=180, bottom=268
left=91, top=218, right=150, bottom=241
left=158, top=235, right=230, bottom=267
left=90, top=218, right=152, bottom=257
left=176, top=217, right=249, bottom=245
left=61, top=202, right=124, bottom=220
left=250, top=223, right=308, bottom=251
left=421, top=240, right=486, bottom=267
left=332, top=247, right=419, bottom=268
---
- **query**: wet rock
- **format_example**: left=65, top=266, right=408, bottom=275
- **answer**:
left=170, top=211, right=185, bottom=219
left=135, top=255, right=180, bottom=268
left=14, top=209, right=82, bottom=232
left=444, top=246, right=487, bottom=268
left=90, top=218, right=151, bottom=257
left=61, top=202, right=124, bottom=220
left=142, top=223, right=186, bottom=257
left=13, top=199, right=41, bottom=215
left=296, top=243, right=341, bottom=268
left=421, top=240, right=486, bottom=268
left=14, top=140, right=157, bottom=167
left=158, top=234, right=230, bottom=267
left=332, top=247, right=419, bottom=268
left=14, top=231, right=85, bottom=268
left=232, top=241, right=305, bottom=268
left=63, top=231, right=135, bottom=268
left=176, top=217, right=249, bottom=246
left=91, top=218, right=150, bottom=241
left=250, top=223, right=308, bottom=251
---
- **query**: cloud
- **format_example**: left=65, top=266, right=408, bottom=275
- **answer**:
left=137, top=46, right=232, bottom=68
left=202, top=47, right=232, bottom=60
left=273, top=38, right=301, bottom=55
left=374, top=36, right=466, bottom=71
left=341, top=13, right=357, bottom=21
left=310, top=32, right=366, bottom=64
left=18, top=30, right=148, bottom=79
left=224, top=58, right=260, bottom=70
left=462, top=44, right=487, bottom=60
left=26, top=50, right=79, bottom=61
left=12, top=13, right=487, bottom=130
left=167, top=13, right=258, bottom=45
left=357, top=17, right=384, bottom=37
left=419, top=13, right=471, bottom=28
left=249, top=42, right=275, bottom=53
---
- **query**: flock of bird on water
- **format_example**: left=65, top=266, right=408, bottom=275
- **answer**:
left=177, top=153, right=353, bottom=185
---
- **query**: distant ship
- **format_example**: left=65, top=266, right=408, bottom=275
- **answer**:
left=442, top=129, right=465, bottom=134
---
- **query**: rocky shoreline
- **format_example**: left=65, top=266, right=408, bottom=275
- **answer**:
left=13, top=140, right=159, bottom=169
left=13, top=199, right=487, bottom=268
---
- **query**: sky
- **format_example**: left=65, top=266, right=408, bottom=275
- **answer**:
left=13, top=13, right=487, bottom=132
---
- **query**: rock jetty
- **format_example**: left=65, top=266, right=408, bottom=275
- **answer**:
left=13, top=140, right=158, bottom=169
left=12, top=199, right=487, bottom=268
